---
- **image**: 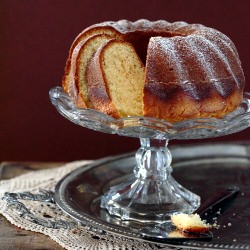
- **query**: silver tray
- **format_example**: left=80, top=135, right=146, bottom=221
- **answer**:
left=55, top=142, right=250, bottom=249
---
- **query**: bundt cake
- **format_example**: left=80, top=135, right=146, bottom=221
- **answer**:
left=62, top=19, right=245, bottom=123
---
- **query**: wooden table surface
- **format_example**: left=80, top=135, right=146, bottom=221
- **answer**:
left=0, top=162, right=65, bottom=250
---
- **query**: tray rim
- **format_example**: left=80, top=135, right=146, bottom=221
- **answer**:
left=54, top=142, right=250, bottom=249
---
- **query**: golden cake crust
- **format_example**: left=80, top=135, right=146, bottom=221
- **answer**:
left=143, top=78, right=243, bottom=122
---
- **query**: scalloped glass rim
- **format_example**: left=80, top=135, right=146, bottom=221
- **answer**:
left=49, top=87, right=250, bottom=140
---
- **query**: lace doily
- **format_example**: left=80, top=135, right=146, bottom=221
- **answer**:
left=0, top=161, right=174, bottom=250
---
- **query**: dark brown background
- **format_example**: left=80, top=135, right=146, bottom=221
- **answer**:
left=1, top=0, right=250, bottom=162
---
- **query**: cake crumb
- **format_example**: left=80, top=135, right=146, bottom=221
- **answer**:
left=171, top=213, right=210, bottom=233
left=212, top=222, right=220, bottom=229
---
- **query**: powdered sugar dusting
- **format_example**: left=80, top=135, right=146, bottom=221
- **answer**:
left=146, top=22, right=244, bottom=99
left=159, top=38, right=189, bottom=82
left=198, top=36, right=240, bottom=89
left=183, top=35, right=237, bottom=96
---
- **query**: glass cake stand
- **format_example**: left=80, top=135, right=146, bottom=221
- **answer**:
left=49, top=86, right=250, bottom=223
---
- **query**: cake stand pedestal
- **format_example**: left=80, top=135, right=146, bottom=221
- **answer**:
left=101, top=138, right=199, bottom=222
left=49, top=86, right=250, bottom=223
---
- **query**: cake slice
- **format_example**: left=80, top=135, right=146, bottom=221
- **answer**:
left=73, top=34, right=114, bottom=108
left=86, top=39, right=145, bottom=118
left=62, top=26, right=123, bottom=98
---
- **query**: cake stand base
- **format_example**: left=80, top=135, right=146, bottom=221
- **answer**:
left=101, top=138, right=200, bottom=222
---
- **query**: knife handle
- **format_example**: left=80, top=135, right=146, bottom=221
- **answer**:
left=195, top=186, right=240, bottom=220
